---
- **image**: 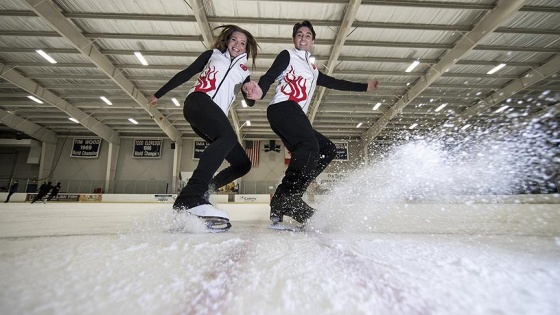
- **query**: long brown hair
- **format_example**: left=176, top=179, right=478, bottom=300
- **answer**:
left=212, top=25, right=259, bottom=70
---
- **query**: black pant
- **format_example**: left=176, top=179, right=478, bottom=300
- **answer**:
left=4, top=192, right=15, bottom=203
left=267, top=101, right=336, bottom=205
left=175, top=92, right=251, bottom=208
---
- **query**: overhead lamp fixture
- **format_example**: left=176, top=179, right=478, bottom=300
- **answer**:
left=134, top=51, right=149, bottom=66
left=100, top=96, right=113, bottom=105
left=495, top=105, right=509, bottom=113
left=27, top=95, right=44, bottom=104
left=487, top=63, right=506, bottom=75
left=405, top=60, right=420, bottom=73
left=68, top=117, right=79, bottom=123
left=356, top=122, right=363, bottom=128
left=246, top=120, right=251, bottom=127
left=461, top=124, right=471, bottom=130
left=128, top=118, right=139, bottom=125
left=435, top=103, right=447, bottom=112
left=35, top=49, right=57, bottom=64
left=409, top=123, right=418, bottom=129
left=172, top=98, right=180, bottom=106
left=241, top=100, right=248, bottom=108
left=372, top=102, right=381, bottom=110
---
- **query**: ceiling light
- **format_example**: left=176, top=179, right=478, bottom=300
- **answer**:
left=128, top=118, right=138, bottom=125
left=134, top=51, right=149, bottom=66
left=100, top=96, right=112, bottom=105
left=405, top=60, right=420, bottom=73
left=246, top=120, right=251, bottom=127
left=27, top=95, right=44, bottom=104
left=241, top=100, right=248, bottom=108
left=487, top=63, right=506, bottom=75
left=461, top=124, right=471, bottom=130
left=495, top=105, right=509, bottom=113
left=372, top=102, right=381, bottom=110
left=68, top=117, right=79, bottom=123
left=172, top=98, right=180, bottom=106
left=409, top=123, right=418, bottom=129
left=35, top=49, right=57, bottom=64
left=476, top=91, right=482, bottom=96
left=356, top=122, right=363, bottom=128
left=435, top=103, right=447, bottom=112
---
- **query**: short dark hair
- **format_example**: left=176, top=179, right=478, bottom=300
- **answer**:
left=292, top=20, right=316, bottom=40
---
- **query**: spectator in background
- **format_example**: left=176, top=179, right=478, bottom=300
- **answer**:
left=46, top=182, right=62, bottom=201
left=4, top=181, right=18, bottom=203
left=31, top=181, right=53, bottom=204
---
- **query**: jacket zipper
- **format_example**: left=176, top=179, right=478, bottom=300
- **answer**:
left=303, top=50, right=316, bottom=110
left=211, top=53, right=245, bottom=101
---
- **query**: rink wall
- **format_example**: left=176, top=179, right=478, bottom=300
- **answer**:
left=2, top=193, right=559, bottom=205
left=1, top=193, right=558, bottom=235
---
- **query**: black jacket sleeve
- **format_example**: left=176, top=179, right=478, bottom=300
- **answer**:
left=153, top=50, right=213, bottom=98
left=257, top=50, right=290, bottom=99
left=241, top=75, right=256, bottom=107
left=317, top=71, right=368, bottom=92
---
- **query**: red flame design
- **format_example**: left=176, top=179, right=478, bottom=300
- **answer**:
left=280, top=66, right=307, bottom=103
left=194, top=66, right=218, bottom=93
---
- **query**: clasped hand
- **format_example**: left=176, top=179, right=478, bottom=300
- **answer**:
left=242, top=81, right=263, bottom=100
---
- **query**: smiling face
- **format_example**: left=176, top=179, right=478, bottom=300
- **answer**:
left=227, top=31, right=247, bottom=58
left=293, top=26, right=315, bottom=51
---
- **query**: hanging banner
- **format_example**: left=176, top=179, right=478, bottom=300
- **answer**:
left=193, top=140, right=209, bottom=159
left=70, top=138, right=101, bottom=158
left=133, top=139, right=163, bottom=158
left=333, top=142, right=349, bottom=161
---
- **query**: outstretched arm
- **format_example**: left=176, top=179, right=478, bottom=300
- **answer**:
left=317, top=72, right=378, bottom=92
left=149, top=50, right=213, bottom=105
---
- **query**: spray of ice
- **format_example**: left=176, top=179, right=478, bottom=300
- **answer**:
left=310, top=108, right=559, bottom=232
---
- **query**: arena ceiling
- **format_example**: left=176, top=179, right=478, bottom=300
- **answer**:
left=0, top=0, right=559, bottom=149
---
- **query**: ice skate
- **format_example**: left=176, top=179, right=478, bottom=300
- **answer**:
left=180, top=204, right=232, bottom=232
left=268, top=215, right=305, bottom=232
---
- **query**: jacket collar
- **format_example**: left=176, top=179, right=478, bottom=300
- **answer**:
left=221, top=49, right=247, bottom=64
left=292, top=48, right=312, bottom=61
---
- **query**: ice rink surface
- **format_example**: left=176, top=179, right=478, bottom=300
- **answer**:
left=0, top=202, right=559, bottom=315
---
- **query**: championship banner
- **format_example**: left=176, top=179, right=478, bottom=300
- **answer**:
left=333, top=142, right=349, bottom=161
left=70, top=138, right=101, bottom=158
left=193, top=140, right=209, bottom=159
left=133, top=139, right=163, bottom=158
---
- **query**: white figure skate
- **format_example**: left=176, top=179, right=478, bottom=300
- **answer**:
left=185, top=204, right=231, bottom=232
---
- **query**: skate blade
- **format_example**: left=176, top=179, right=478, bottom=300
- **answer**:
left=204, top=217, right=232, bottom=232
left=268, top=222, right=305, bottom=232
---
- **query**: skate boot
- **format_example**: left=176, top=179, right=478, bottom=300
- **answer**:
left=269, top=194, right=291, bottom=223
left=184, top=204, right=231, bottom=232
left=288, top=200, right=315, bottom=225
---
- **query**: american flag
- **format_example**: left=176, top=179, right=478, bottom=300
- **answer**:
left=245, top=140, right=260, bottom=166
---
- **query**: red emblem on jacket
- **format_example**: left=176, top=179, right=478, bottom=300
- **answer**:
left=194, top=66, right=218, bottom=93
left=281, top=66, right=307, bottom=103
left=240, top=64, right=247, bottom=71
